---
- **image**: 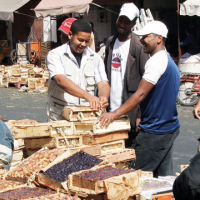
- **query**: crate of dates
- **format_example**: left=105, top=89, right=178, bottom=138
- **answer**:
left=5, top=148, right=65, bottom=183
left=68, top=165, right=142, bottom=198
left=36, top=150, right=107, bottom=192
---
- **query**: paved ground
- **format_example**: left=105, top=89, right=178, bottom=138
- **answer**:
left=0, top=87, right=199, bottom=174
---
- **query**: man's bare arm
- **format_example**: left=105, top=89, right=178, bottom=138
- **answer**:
left=98, top=79, right=154, bottom=127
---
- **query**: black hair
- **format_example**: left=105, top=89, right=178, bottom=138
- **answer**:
left=70, top=19, right=91, bottom=35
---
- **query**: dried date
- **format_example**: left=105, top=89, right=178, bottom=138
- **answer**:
left=44, top=151, right=102, bottom=182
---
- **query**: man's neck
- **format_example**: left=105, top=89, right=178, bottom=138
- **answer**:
left=118, top=32, right=132, bottom=42
left=69, top=46, right=83, bottom=57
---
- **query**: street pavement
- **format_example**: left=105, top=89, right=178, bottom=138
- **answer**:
left=0, top=87, right=199, bottom=174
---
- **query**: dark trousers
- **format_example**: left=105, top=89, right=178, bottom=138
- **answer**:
left=134, top=129, right=179, bottom=177
left=173, top=152, right=200, bottom=200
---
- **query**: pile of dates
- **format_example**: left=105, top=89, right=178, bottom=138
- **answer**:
left=44, top=151, right=102, bottom=182
left=0, top=187, right=55, bottom=199
left=25, top=193, right=81, bottom=200
left=75, top=166, right=134, bottom=181
left=0, top=180, right=24, bottom=192
left=6, top=148, right=65, bottom=180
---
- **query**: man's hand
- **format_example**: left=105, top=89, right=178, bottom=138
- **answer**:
left=99, top=96, right=109, bottom=111
left=84, top=93, right=100, bottom=110
left=193, top=104, right=200, bottom=120
left=135, top=118, right=141, bottom=132
left=98, top=112, right=117, bottom=128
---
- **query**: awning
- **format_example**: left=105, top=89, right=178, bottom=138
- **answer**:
left=33, top=0, right=92, bottom=18
left=0, top=0, right=30, bottom=21
left=180, top=0, right=200, bottom=16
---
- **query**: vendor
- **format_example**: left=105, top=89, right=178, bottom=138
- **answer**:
left=46, top=19, right=110, bottom=121
left=180, top=27, right=200, bottom=57
left=0, top=120, right=13, bottom=171
left=98, top=21, right=180, bottom=177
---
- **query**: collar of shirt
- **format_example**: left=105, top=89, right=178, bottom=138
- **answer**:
left=65, top=43, right=94, bottom=67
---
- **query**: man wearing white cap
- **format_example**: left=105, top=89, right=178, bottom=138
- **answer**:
left=104, top=3, right=149, bottom=149
left=99, top=20, right=180, bottom=177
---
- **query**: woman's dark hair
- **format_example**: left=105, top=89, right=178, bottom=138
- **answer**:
left=70, top=19, right=91, bottom=35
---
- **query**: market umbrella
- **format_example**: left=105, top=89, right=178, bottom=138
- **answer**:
left=33, top=0, right=92, bottom=18
left=0, top=0, right=30, bottom=21
left=180, top=0, right=200, bottom=16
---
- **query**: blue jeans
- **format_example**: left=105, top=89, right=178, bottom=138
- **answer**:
left=134, top=129, right=179, bottom=177
left=0, top=120, right=13, bottom=170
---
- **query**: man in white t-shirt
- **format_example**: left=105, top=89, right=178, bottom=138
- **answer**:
left=99, top=21, right=180, bottom=177
left=104, top=3, right=149, bottom=148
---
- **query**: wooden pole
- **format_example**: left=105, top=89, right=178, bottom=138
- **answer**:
left=177, top=0, right=181, bottom=58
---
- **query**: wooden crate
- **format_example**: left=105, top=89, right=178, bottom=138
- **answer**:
left=36, top=150, right=106, bottom=191
left=81, top=140, right=125, bottom=156
left=82, top=131, right=128, bottom=145
left=97, top=148, right=136, bottom=163
left=24, top=135, right=82, bottom=149
left=11, top=123, right=50, bottom=139
left=62, top=106, right=100, bottom=121
left=11, top=68, right=21, bottom=77
left=49, top=120, right=74, bottom=136
left=9, top=77, right=20, bottom=83
left=1, top=76, right=9, bottom=87
left=68, top=165, right=141, bottom=196
left=74, top=117, right=130, bottom=135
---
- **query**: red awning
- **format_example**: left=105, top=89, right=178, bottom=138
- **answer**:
left=33, top=0, right=92, bottom=18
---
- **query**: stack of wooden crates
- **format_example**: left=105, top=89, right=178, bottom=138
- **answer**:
left=5, top=106, right=136, bottom=168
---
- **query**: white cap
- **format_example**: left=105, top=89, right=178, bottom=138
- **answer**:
left=133, top=20, right=168, bottom=38
left=119, top=3, right=139, bottom=21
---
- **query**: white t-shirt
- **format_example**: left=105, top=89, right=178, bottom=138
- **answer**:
left=142, top=50, right=168, bottom=85
left=110, top=38, right=131, bottom=112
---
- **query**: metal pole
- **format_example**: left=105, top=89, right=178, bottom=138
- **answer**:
left=177, top=0, right=181, bottom=58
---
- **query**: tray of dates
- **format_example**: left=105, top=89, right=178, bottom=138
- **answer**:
left=5, top=148, right=65, bottom=183
left=36, top=150, right=107, bottom=192
left=68, top=165, right=142, bottom=198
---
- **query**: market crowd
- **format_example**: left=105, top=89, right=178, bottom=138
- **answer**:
left=1, top=2, right=200, bottom=200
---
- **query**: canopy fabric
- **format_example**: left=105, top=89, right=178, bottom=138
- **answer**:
left=33, top=0, right=92, bottom=18
left=180, top=0, right=200, bottom=16
left=0, top=0, right=30, bottom=21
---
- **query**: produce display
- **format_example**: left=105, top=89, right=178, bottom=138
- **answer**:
left=0, top=187, right=55, bottom=200
left=43, top=151, right=102, bottom=182
left=6, top=148, right=65, bottom=180
left=25, top=193, right=81, bottom=200
left=0, top=180, right=24, bottom=191
left=74, top=166, right=134, bottom=181
left=141, top=179, right=172, bottom=191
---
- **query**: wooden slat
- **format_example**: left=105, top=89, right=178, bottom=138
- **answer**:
left=82, top=131, right=128, bottom=145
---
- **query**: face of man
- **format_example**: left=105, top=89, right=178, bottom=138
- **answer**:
left=140, top=34, right=162, bottom=56
left=68, top=31, right=91, bottom=54
left=116, top=16, right=135, bottom=36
